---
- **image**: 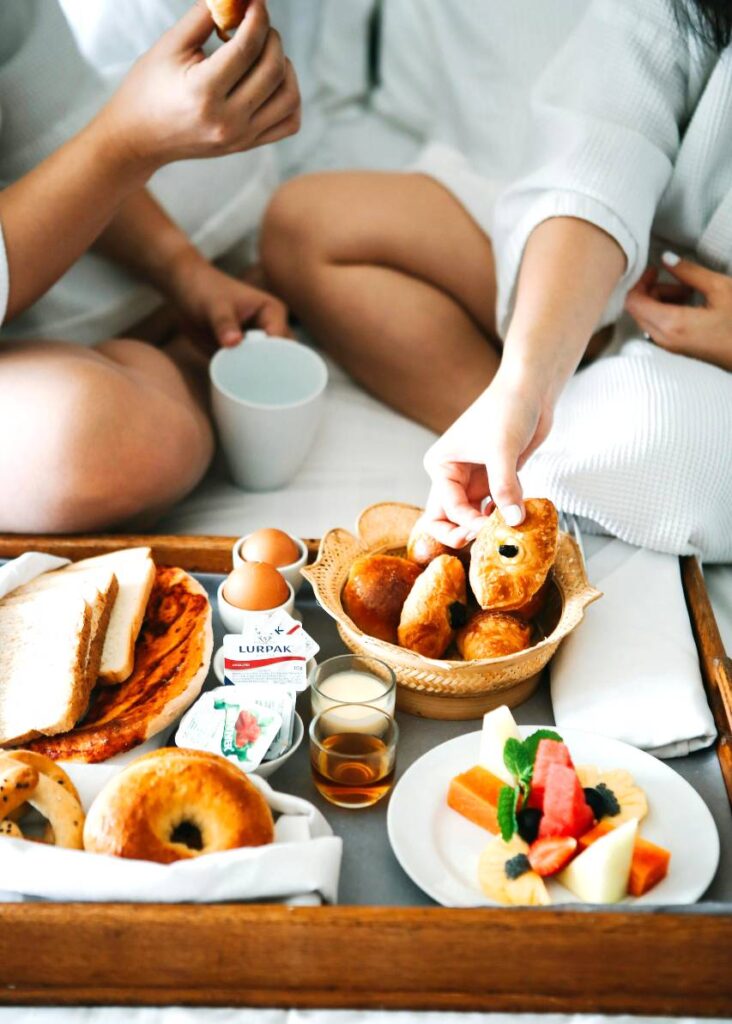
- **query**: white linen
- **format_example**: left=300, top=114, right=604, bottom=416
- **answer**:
left=493, top=0, right=732, bottom=334
left=550, top=537, right=716, bottom=758
left=0, top=551, right=70, bottom=597
left=520, top=339, right=732, bottom=562
left=158, top=354, right=435, bottom=537
left=0, top=766, right=342, bottom=904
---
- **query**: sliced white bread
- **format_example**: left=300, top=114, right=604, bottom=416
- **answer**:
left=10, top=549, right=156, bottom=686
left=0, top=593, right=92, bottom=746
left=57, top=549, right=155, bottom=684
left=4, top=570, right=119, bottom=698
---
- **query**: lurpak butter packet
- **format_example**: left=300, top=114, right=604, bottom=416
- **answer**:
left=176, top=687, right=282, bottom=772
left=223, top=610, right=319, bottom=692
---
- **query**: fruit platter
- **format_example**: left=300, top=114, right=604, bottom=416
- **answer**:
left=387, top=706, right=720, bottom=908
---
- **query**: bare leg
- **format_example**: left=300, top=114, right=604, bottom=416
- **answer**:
left=261, top=172, right=500, bottom=433
left=0, top=338, right=214, bottom=533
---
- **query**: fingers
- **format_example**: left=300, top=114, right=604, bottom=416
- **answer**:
left=254, top=296, right=290, bottom=336
left=624, top=289, right=704, bottom=353
left=210, top=307, right=245, bottom=348
left=249, top=59, right=301, bottom=133
left=425, top=461, right=488, bottom=536
left=163, top=1, right=216, bottom=54
left=649, top=282, right=694, bottom=304
left=203, top=0, right=271, bottom=94
left=662, top=251, right=729, bottom=298
left=253, top=108, right=302, bottom=148
left=484, top=442, right=524, bottom=526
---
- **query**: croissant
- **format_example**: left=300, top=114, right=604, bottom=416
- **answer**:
left=456, top=611, right=532, bottom=661
left=398, top=555, right=467, bottom=659
left=206, top=0, right=249, bottom=39
left=342, top=555, right=422, bottom=644
left=469, top=498, right=558, bottom=611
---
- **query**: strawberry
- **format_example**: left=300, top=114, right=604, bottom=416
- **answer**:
left=528, top=836, right=578, bottom=877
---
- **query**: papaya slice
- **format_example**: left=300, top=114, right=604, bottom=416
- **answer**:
left=447, top=765, right=505, bottom=834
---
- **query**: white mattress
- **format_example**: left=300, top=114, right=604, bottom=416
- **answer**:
left=158, top=354, right=435, bottom=539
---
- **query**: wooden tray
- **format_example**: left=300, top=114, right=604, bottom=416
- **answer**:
left=0, top=534, right=731, bottom=1016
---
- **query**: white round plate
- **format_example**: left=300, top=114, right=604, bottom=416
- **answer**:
left=387, top=726, right=719, bottom=908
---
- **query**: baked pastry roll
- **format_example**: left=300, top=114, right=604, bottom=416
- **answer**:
left=407, top=518, right=469, bottom=568
left=342, top=555, right=421, bottom=644
left=456, top=611, right=532, bottom=661
left=206, top=0, right=249, bottom=39
left=398, top=555, right=467, bottom=659
left=469, top=498, right=558, bottom=611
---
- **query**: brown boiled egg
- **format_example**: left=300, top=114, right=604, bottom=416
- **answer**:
left=223, top=563, right=289, bottom=611
left=241, top=528, right=300, bottom=568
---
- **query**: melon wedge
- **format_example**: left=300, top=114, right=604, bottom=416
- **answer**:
left=478, top=705, right=522, bottom=785
left=557, top=818, right=638, bottom=904
left=578, top=820, right=671, bottom=897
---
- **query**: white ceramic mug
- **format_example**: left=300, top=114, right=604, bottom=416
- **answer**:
left=210, top=333, right=328, bottom=491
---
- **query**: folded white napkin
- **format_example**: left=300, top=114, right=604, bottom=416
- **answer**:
left=550, top=538, right=717, bottom=758
left=0, top=551, right=70, bottom=599
left=0, top=764, right=342, bottom=904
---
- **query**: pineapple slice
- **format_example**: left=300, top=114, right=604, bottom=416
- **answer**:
left=577, top=766, right=648, bottom=824
left=478, top=834, right=551, bottom=906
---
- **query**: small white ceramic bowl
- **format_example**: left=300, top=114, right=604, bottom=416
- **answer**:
left=254, top=712, right=304, bottom=779
left=232, top=533, right=308, bottom=595
left=217, top=578, right=295, bottom=634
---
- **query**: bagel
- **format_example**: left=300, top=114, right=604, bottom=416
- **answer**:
left=206, top=0, right=249, bottom=40
left=83, top=748, right=274, bottom=863
left=456, top=611, right=532, bottom=661
left=469, top=499, right=558, bottom=611
left=0, top=751, right=84, bottom=849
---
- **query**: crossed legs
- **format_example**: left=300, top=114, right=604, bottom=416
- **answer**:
left=0, top=336, right=214, bottom=533
left=261, top=172, right=501, bottom=433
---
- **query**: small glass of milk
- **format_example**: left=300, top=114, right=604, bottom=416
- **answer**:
left=309, top=655, right=396, bottom=733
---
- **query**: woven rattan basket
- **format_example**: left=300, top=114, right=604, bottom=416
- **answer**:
left=303, top=502, right=602, bottom=720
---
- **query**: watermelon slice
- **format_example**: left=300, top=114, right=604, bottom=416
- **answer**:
left=538, top=763, right=595, bottom=839
left=528, top=739, right=574, bottom=810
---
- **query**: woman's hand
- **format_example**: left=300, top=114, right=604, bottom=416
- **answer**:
left=625, top=253, right=732, bottom=372
left=165, top=252, right=290, bottom=348
left=98, top=0, right=301, bottom=170
left=422, top=371, right=554, bottom=547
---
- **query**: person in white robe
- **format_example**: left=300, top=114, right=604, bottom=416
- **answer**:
left=262, top=0, right=732, bottom=560
left=0, top=0, right=300, bottom=533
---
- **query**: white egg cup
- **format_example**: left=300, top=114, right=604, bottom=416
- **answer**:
left=216, top=578, right=295, bottom=634
left=232, top=533, right=308, bottom=595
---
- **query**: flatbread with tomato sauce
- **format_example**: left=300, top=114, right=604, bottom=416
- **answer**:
left=28, top=567, right=212, bottom=763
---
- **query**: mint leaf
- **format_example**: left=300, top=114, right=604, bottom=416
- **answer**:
left=503, top=738, right=531, bottom=780
left=497, top=785, right=519, bottom=842
left=522, top=729, right=563, bottom=768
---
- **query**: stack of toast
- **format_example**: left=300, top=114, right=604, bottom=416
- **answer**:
left=0, top=548, right=155, bottom=747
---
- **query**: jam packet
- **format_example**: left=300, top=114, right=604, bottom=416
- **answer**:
left=223, top=609, right=319, bottom=692
left=175, top=687, right=282, bottom=772
left=221, top=682, right=296, bottom=761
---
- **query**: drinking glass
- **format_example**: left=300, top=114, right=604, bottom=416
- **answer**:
left=309, top=705, right=398, bottom=809
left=309, top=655, right=396, bottom=719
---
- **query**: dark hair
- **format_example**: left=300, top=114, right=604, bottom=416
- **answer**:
left=673, top=0, right=732, bottom=49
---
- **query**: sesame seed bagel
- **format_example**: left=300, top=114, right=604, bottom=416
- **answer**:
left=83, top=748, right=274, bottom=863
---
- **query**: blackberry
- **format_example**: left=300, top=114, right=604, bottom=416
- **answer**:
left=516, top=806, right=542, bottom=844
left=504, top=853, right=531, bottom=880
left=584, top=784, right=620, bottom=820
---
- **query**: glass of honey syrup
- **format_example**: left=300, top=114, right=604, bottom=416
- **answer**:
left=309, top=704, right=398, bottom=809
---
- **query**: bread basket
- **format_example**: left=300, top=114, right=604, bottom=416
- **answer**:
left=302, top=502, right=602, bottom=720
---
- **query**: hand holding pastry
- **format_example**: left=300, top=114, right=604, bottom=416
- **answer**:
left=422, top=374, right=554, bottom=546
left=98, top=0, right=300, bottom=169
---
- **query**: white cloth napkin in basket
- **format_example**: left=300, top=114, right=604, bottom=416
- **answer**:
left=550, top=538, right=717, bottom=758
left=0, top=765, right=342, bottom=904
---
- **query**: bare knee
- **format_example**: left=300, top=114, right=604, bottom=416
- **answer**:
left=0, top=348, right=213, bottom=533
left=261, top=174, right=339, bottom=296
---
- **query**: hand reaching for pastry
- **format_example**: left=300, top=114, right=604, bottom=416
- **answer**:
left=422, top=373, right=554, bottom=547
left=165, top=252, right=290, bottom=348
left=625, top=252, right=732, bottom=372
